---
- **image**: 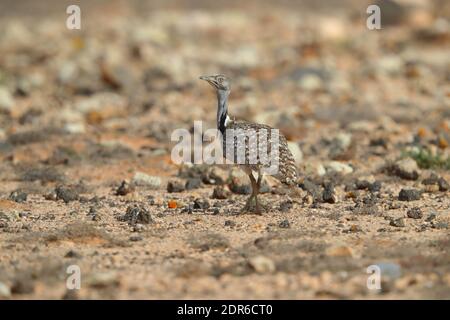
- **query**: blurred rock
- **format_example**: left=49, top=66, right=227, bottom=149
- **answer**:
left=115, top=180, right=134, bottom=196
left=375, top=0, right=407, bottom=26
left=64, top=122, right=86, bottom=134
left=76, top=93, right=128, bottom=123
left=0, top=87, right=14, bottom=112
left=322, top=183, right=338, bottom=204
left=248, top=256, right=276, bottom=274
left=407, top=207, right=423, bottom=219
left=122, top=205, right=153, bottom=225
left=388, top=158, right=420, bottom=180
left=193, top=198, right=210, bottom=210
left=438, top=177, right=449, bottom=191
left=167, top=179, right=185, bottom=193
left=376, top=262, right=402, bottom=280
left=9, top=190, right=27, bottom=203
left=324, top=161, right=353, bottom=175
left=398, top=188, right=422, bottom=201
left=390, top=218, right=405, bottom=227
left=298, top=74, right=323, bottom=91
left=87, top=272, right=120, bottom=288
left=55, top=185, right=79, bottom=203
left=0, top=282, right=11, bottom=298
left=377, top=55, right=403, bottom=75
left=287, top=141, right=303, bottom=165
left=212, top=186, right=230, bottom=199
left=132, top=172, right=161, bottom=189
left=326, top=245, right=354, bottom=257
left=185, top=178, right=202, bottom=190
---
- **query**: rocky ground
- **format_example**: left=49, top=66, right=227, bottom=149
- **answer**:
left=0, top=0, right=449, bottom=299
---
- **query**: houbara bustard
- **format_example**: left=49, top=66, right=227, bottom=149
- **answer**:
left=200, top=74, right=298, bottom=213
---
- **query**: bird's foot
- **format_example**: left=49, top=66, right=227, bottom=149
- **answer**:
left=240, top=196, right=269, bottom=214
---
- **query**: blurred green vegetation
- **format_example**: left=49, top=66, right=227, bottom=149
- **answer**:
left=404, top=147, right=450, bottom=170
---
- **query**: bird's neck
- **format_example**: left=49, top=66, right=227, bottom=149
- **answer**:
left=217, top=90, right=230, bottom=134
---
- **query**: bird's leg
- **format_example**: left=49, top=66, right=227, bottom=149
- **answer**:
left=242, top=173, right=257, bottom=213
left=254, top=169, right=266, bottom=214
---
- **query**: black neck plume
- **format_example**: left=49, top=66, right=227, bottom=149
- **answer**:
left=217, top=90, right=229, bottom=134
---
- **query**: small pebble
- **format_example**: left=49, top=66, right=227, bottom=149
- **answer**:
left=398, top=189, right=421, bottom=201
left=9, top=190, right=28, bottom=203
left=279, top=200, right=293, bottom=212
left=212, top=186, right=229, bottom=199
left=167, top=180, right=185, bottom=193
left=390, top=218, right=405, bottom=228
left=407, top=207, right=423, bottom=219
left=115, top=180, right=134, bottom=196
left=185, top=178, right=202, bottom=190
left=279, top=219, right=290, bottom=228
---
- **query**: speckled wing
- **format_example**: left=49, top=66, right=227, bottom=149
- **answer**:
left=222, top=120, right=298, bottom=185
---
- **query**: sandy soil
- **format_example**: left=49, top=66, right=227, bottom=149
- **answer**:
left=0, top=0, right=449, bottom=299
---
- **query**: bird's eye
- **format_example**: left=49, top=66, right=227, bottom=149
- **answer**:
left=217, top=77, right=223, bottom=83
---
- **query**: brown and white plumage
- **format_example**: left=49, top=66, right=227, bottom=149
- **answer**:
left=200, top=74, right=298, bottom=213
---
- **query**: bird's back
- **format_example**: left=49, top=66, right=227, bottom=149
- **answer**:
left=222, top=119, right=298, bottom=185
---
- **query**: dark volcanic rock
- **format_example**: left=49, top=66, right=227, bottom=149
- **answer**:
left=11, top=276, right=35, bottom=294
left=438, top=178, right=449, bottom=192
left=185, top=178, right=202, bottom=190
left=369, top=181, right=382, bottom=192
left=55, top=185, right=79, bottom=203
left=387, top=158, right=419, bottom=180
left=121, top=205, right=153, bottom=225
left=279, top=200, right=293, bottom=212
left=212, top=186, right=230, bottom=199
left=9, top=190, right=28, bottom=203
left=299, top=179, right=322, bottom=201
left=421, top=173, right=439, bottom=185
left=229, top=179, right=251, bottom=195
left=279, top=219, right=290, bottom=228
left=167, top=180, right=185, bottom=193
left=322, top=183, right=337, bottom=204
left=115, top=180, right=134, bottom=196
left=407, top=207, right=423, bottom=219
left=21, top=166, right=65, bottom=183
left=398, top=189, right=421, bottom=201
left=390, top=218, right=405, bottom=228
left=193, top=198, right=210, bottom=210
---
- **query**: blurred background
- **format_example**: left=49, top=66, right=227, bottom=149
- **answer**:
left=1, top=0, right=449, bottom=177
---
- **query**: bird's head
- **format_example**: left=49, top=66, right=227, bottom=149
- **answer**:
left=199, top=74, right=231, bottom=92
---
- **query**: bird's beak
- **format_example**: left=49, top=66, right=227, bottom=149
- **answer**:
left=199, top=75, right=217, bottom=88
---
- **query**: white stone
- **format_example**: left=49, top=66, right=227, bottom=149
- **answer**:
left=64, top=122, right=86, bottom=134
left=132, top=172, right=161, bottom=189
left=325, top=161, right=354, bottom=174
left=249, top=256, right=276, bottom=274
left=298, top=74, right=322, bottom=91
left=287, top=141, right=303, bottom=165
left=0, top=282, right=11, bottom=298
left=0, top=87, right=14, bottom=112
